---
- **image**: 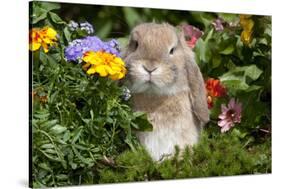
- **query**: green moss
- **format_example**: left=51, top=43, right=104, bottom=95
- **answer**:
left=99, top=132, right=271, bottom=183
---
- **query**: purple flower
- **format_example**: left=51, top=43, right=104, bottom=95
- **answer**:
left=80, top=21, right=94, bottom=34
left=65, top=36, right=120, bottom=62
left=218, top=98, right=242, bottom=133
left=212, top=18, right=224, bottom=31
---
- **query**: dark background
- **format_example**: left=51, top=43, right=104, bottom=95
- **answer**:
left=57, top=2, right=217, bottom=38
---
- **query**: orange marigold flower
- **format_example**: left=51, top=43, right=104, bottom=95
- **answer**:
left=205, top=78, right=226, bottom=97
left=82, top=51, right=127, bottom=80
left=29, top=27, right=58, bottom=53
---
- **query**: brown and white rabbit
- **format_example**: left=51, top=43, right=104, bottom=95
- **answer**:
left=123, top=23, right=209, bottom=161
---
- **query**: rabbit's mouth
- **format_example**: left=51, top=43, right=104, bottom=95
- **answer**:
left=127, top=62, right=179, bottom=95
left=129, top=77, right=177, bottom=96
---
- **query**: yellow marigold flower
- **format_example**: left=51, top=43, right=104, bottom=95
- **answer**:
left=29, top=27, right=58, bottom=53
left=239, top=15, right=254, bottom=45
left=82, top=51, right=127, bottom=80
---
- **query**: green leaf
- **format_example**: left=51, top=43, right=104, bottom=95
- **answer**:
left=220, top=44, right=234, bottom=55
left=49, top=91, right=58, bottom=103
left=244, top=65, right=263, bottom=80
left=195, top=29, right=213, bottom=63
left=223, top=65, right=263, bottom=81
left=90, top=110, right=94, bottom=120
left=33, top=111, right=50, bottom=120
left=63, top=131, right=71, bottom=142
left=41, top=120, right=58, bottom=128
left=73, top=144, right=88, bottom=151
left=76, top=28, right=89, bottom=37
left=31, top=2, right=60, bottom=24
left=55, top=174, right=68, bottom=180
left=124, top=137, right=136, bottom=152
left=219, top=72, right=249, bottom=94
left=219, top=65, right=263, bottom=93
left=232, top=128, right=247, bottom=139
left=195, top=38, right=207, bottom=62
left=51, top=53, right=62, bottom=62
left=133, top=112, right=153, bottom=132
left=245, top=85, right=262, bottom=92
left=63, top=27, right=72, bottom=42
left=48, top=12, right=66, bottom=24
left=70, top=162, right=77, bottom=169
left=40, top=51, right=58, bottom=66
left=222, top=79, right=249, bottom=91
left=258, top=38, right=268, bottom=46
left=264, top=27, right=272, bottom=37
left=72, top=146, right=91, bottom=164
left=50, top=125, right=67, bottom=134
left=44, top=149, right=57, bottom=154
left=205, top=28, right=214, bottom=42
left=212, top=54, right=221, bottom=68
left=38, top=163, right=52, bottom=172
left=32, top=7, right=47, bottom=24
left=90, top=147, right=100, bottom=153
left=39, top=149, right=61, bottom=162
left=40, top=144, right=54, bottom=149
left=72, top=127, right=83, bottom=144
left=133, top=111, right=146, bottom=117
left=39, top=50, right=48, bottom=63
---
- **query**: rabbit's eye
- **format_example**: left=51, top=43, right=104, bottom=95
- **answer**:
left=169, top=47, right=175, bottom=55
left=130, top=40, right=138, bottom=51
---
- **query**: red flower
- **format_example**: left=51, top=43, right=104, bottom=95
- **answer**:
left=205, top=78, right=226, bottom=97
left=205, top=78, right=227, bottom=109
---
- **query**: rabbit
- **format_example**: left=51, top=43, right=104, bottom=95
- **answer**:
left=122, top=23, right=209, bottom=161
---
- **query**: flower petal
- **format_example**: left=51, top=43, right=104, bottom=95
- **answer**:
left=221, top=104, right=228, bottom=112
left=95, top=65, right=108, bottom=77
left=86, top=66, right=96, bottom=74
left=29, top=42, right=41, bottom=51
left=41, top=42, right=49, bottom=53
left=218, top=113, right=227, bottom=120
left=218, top=119, right=228, bottom=127
left=228, top=98, right=236, bottom=109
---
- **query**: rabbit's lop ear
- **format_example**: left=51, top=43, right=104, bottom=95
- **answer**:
left=179, top=32, right=209, bottom=125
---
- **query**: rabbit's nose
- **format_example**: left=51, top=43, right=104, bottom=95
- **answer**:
left=142, top=65, right=158, bottom=74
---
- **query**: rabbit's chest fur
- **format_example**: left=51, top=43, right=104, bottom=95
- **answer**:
left=132, top=91, right=199, bottom=161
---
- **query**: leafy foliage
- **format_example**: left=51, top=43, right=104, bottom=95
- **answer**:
left=30, top=1, right=271, bottom=188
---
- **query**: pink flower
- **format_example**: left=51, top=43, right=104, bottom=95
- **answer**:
left=186, top=36, right=198, bottom=49
left=218, top=98, right=242, bottom=133
left=181, top=24, right=203, bottom=48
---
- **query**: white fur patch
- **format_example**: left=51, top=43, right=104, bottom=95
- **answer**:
left=135, top=94, right=199, bottom=161
left=136, top=117, right=199, bottom=161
